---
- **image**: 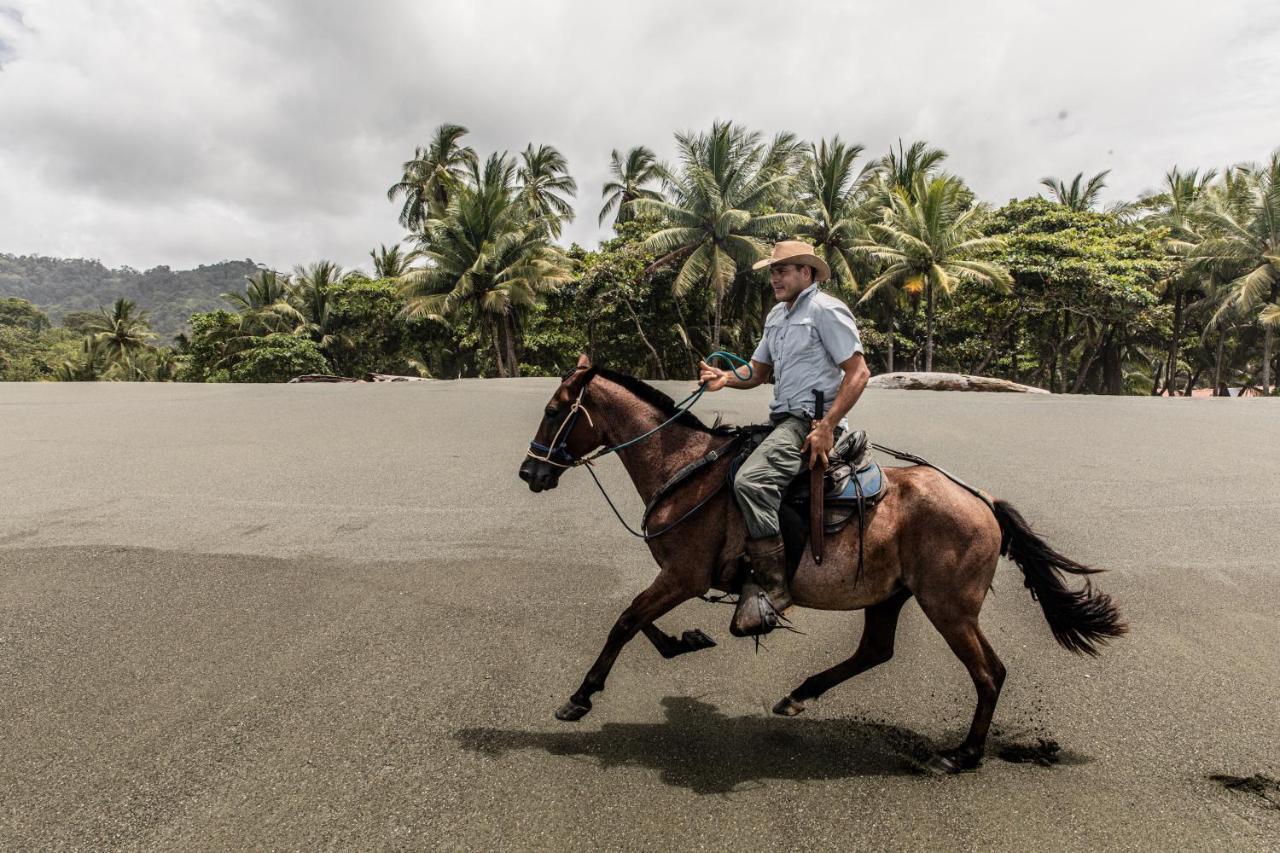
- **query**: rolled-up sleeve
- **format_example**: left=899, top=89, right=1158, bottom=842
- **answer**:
left=816, top=300, right=863, bottom=363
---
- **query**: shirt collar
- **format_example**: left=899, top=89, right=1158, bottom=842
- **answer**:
left=785, top=283, right=819, bottom=315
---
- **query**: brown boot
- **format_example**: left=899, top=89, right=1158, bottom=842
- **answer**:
left=731, top=535, right=792, bottom=637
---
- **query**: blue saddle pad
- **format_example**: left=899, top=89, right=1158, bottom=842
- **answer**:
left=831, top=460, right=884, bottom=504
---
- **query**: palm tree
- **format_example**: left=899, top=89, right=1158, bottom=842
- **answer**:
left=517, top=143, right=577, bottom=239
left=1194, top=152, right=1280, bottom=393
left=387, top=123, right=478, bottom=230
left=222, top=269, right=300, bottom=334
left=857, top=176, right=1012, bottom=371
left=290, top=261, right=350, bottom=355
left=1139, top=167, right=1218, bottom=393
left=632, top=120, right=807, bottom=349
left=370, top=243, right=415, bottom=279
left=1040, top=170, right=1110, bottom=211
left=875, top=139, right=948, bottom=200
left=401, top=153, right=570, bottom=377
left=83, top=298, right=158, bottom=368
left=794, top=136, right=877, bottom=294
left=598, top=146, right=664, bottom=226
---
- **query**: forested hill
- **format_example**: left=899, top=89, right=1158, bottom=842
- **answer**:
left=0, top=254, right=262, bottom=339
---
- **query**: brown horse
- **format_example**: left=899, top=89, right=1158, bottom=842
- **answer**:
left=518, top=356, right=1126, bottom=773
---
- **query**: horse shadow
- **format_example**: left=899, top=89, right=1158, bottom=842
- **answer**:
left=454, top=696, right=940, bottom=795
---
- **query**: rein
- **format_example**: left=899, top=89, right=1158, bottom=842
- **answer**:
left=526, top=352, right=751, bottom=540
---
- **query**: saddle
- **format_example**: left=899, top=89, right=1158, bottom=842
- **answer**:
left=728, top=426, right=888, bottom=577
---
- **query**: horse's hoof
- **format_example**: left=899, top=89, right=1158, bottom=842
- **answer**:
left=555, top=699, right=591, bottom=722
left=922, top=748, right=980, bottom=775
left=681, top=629, right=716, bottom=651
left=772, top=695, right=806, bottom=717
left=921, top=753, right=963, bottom=775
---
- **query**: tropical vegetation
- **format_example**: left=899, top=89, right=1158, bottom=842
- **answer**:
left=2, top=121, right=1278, bottom=395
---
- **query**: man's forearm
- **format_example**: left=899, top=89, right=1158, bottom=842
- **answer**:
left=723, top=360, right=771, bottom=390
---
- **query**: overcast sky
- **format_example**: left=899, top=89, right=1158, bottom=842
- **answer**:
left=1, top=0, right=1278, bottom=273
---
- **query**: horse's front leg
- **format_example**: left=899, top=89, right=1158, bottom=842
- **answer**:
left=556, top=575, right=693, bottom=721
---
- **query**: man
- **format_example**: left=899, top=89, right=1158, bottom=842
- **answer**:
left=699, top=240, right=871, bottom=637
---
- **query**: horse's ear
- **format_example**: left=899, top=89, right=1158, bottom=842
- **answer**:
left=576, top=353, right=592, bottom=370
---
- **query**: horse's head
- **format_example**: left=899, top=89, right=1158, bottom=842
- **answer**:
left=519, top=354, right=604, bottom=492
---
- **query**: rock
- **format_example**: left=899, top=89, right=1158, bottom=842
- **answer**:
left=869, top=372, right=1050, bottom=394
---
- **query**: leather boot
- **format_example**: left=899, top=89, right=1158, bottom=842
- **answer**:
left=731, top=535, right=792, bottom=637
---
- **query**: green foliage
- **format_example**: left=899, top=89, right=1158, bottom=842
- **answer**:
left=229, top=333, right=329, bottom=383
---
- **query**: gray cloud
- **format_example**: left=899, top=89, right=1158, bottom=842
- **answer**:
left=0, top=0, right=1278, bottom=272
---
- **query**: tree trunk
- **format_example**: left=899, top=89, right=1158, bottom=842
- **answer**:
left=886, top=305, right=896, bottom=373
left=488, top=316, right=507, bottom=377
left=1183, top=366, right=1204, bottom=396
left=1070, top=323, right=1104, bottom=394
left=924, top=281, right=935, bottom=372
left=1213, top=329, right=1226, bottom=395
left=504, top=314, right=520, bottom=378
left=973, top=302, right=1023, bottom=375
left=1102, top=331, right=1123, bottom=395
left=1264, top=324, right=1274, bottom=395
left=712, top=295, right=723, bottom=352
left=1164, top=288, right=1183, bottom=395
left=623, top=296, right=666, bottom=379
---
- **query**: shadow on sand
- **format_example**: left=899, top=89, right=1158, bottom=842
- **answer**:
left=455, top=696, right=939, bottom=795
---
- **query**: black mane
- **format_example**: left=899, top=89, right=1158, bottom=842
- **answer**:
left=586, top=367, right=736, bottom=435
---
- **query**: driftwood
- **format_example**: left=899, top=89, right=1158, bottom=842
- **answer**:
left=869, top=372, right=1050, bottom=394
left=289, top=373, right=432, bottom=383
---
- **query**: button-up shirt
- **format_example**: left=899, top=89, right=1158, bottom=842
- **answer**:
left=750, top=284, right=864, bottom=427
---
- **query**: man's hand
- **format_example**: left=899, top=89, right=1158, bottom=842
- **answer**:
left=801, top=420, right=835, bottom=469
left=697, top=360, right=730, bottom=392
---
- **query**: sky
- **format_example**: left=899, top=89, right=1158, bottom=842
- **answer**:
left=1, top=0, right=1278, bottom=273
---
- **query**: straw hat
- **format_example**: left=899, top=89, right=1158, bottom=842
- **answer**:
left=752, top=240, right=830, bottom=283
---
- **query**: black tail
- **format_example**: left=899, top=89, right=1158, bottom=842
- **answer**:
left=993, top=499, right=1127, bottom=656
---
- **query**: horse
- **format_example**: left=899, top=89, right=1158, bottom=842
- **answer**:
left=518, top=355, right=1126, bottom=773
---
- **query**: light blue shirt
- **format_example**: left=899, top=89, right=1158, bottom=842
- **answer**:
left=751, top=284, right=864, bottom=427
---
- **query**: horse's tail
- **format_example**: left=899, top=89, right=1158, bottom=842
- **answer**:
left=992, top=499, right=1127, bottom=656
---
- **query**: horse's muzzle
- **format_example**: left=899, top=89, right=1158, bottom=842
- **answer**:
left=519, top=457, right=562, bottom=492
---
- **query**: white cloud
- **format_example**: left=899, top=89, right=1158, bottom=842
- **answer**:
left=0, top=0, right=1277, bottom=271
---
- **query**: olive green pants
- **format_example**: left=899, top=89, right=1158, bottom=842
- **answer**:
left=732, top=416, right=812, bottom=539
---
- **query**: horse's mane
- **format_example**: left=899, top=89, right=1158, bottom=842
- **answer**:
left=585, top=366, right=736, bottom=436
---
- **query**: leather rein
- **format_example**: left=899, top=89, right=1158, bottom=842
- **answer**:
left=525, top=369, right=743, bottom=541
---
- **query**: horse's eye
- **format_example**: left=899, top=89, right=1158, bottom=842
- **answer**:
left=545, top=407, right=559, bottom=418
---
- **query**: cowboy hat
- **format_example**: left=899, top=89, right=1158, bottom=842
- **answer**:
left=751, top=240, right=830, bottom=283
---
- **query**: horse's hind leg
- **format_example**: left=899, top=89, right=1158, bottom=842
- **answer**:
left=915, top=597, right=1007, bottom=773
left=773, top=587, right=912, bottom=717
left=642, top=623, right=716, bottom=659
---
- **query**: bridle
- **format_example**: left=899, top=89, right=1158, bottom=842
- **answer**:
left=524, top=354, right=751, bottom=539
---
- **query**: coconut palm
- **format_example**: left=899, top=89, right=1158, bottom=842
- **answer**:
left=387, top=123, right=478, bottom=230
left=371, top=244, right=416, bottom=279
left=518, top=143, right=577, bottom=239
left=83, top=298, right=158, bottom=368
left=1040, top=170, right=1110, bottom=211
left=875, top=139, right=948, bottom=200
left=1139, top=167, right=1218, bottom=393
left=857, top=175, right=1012, bottom=371
left=794, top=136, right=877, bottom=294
left=1194, top=152, right=1280, bottom=393
left=222, top=270, right=300, bottom=334
left=632, top=121, right=808, bottom=348
left=401, top=153, right=570, bottom=377
left=290, top=261, right=351, bottom=355
left=598, top=146, right=664, bottom=226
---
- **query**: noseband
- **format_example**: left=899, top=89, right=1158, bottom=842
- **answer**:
left=526, top=385, right=594, bottom=469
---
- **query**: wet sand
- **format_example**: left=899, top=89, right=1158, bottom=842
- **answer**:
left=1, top=381, right=1277, bottom=850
